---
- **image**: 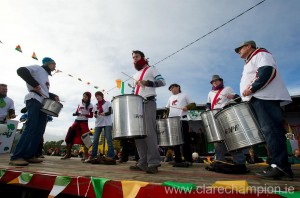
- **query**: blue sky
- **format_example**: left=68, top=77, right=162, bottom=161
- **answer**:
left=1, top=0, right=299, bottom=141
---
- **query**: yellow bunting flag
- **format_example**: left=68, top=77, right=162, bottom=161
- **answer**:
left=116, top=79, right=122, bottom=89
left=121, top=180, right=149, bottom=198
left=15, top=45, right=22, bottom=53
left=211, top=180, right=249, bottom=194
left=32, top=52, right=38, bottom=60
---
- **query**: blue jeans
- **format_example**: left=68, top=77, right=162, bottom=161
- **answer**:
left=11, top=99, right=47, bottom=160
left=214, top=142, right=246, bottom=164
left=250, top=97, right=290, bottom=171
left=91, top=126, right=114, bottom=159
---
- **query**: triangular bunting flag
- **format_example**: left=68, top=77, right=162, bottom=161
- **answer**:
left=0, top=169, right=6, bottom=180
left=15, top=45, right=22, bottom=53
left=91, top=177, right=109, bottom=198
left=276, top=191, right=300, bottom=198
left=0, top=40, right=3, bottom=44
left=162, top=181, right=196, bottom=193
left=8, top=172, right=32, bottom=185
left=116, top=79, right=122, bottom=89
left=87, top=82, right=90, bottom=85
left=94, top=86, right=99, bottom=89
left=32, top=52, right=38, bottom=60
left=78, top=78, right=82, bottom=81
left=48, top=176, right=71, bottom=198
left=121, top=180, right=149, bottom=198
left=68, top=74, right=73, bottom=77
left=211, top=180, right=249, bottom=194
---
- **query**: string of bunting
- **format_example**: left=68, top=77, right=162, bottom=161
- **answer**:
left=0, top=169, right=297, bottom=198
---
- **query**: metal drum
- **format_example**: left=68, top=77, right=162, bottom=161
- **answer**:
left=215, top=102, right=265, bottom=151
left=200, top=109, right=224, bottom=143
left=156, top=117, right=184, bottom=147
left=40, top=98, right=63, bottom=117
left=112, top=94, right=146, bottom=139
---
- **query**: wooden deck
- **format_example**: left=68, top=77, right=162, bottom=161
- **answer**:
left=0, top=153, right=299, bottom=192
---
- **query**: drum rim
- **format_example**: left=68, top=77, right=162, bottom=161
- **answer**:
left=43, top=98, right=63, bottom=106
left=214, top=102, right=250, bottom=117
left=112, top=94, right=144, bottom=101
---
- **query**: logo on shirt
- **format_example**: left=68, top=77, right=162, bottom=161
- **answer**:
left=171, top=99, right=178, bottom=106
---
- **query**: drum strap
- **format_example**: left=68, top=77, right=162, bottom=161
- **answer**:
left=211, top=88, right=224, bottom=109
left=135, top=66, right=150, bottom=95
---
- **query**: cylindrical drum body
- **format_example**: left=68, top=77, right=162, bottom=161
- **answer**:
left=200, top=109, right=224, bottom=143
left=156, top=116, right=184, bottom=147
left=215, top=102, right=265, bottom=151
left=112, top=94, right=146, bottom=139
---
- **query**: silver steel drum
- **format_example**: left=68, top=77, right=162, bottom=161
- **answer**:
left=40, top=98, right=63, bottom=117
left=112, top=94, right=146, bottom=139
left=156, top=117, right=184, bottom=147
left=215, top=102, right=265, bottom=151
left=200, top=109, right=224, bottom=143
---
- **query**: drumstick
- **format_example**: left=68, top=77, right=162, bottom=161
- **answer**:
left=211, top=91, right=241, bottom=102
left=170, top=106, right=183, bottom=110
left=121, top=72, right=137, bottom=81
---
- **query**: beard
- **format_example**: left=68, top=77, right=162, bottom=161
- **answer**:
left=0, top=93, right=6, bottom=98
left=134, top=58, right=148, bottom=71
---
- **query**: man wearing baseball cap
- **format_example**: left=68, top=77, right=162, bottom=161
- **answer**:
left=235, top=40, right=293, bottom=180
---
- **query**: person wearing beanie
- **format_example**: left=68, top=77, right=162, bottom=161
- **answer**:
left=87, top=91, right=115, bottom=165
left=61, top=92, right=93, bottom=160
left=10, top=57, right=59, bottom=166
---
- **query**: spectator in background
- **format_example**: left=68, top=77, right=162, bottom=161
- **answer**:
left=289, top=149, right=300, bottom=164
left=246, top=149, right=264, bottom=164
left=0, top=84, right=16, bottom=124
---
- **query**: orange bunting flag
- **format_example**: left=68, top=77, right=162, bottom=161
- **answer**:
left=32, top=52, right=38, bottom=60
left=116, top=79, right=122, bottom=89
left=78, top=78, right=82, bottom=81
left=68, top=74, right=73, bottom=77
left=15, top=45, right=22, bottom=53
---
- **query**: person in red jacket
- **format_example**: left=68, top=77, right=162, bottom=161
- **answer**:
left=61, top=92, right=93, bottom=160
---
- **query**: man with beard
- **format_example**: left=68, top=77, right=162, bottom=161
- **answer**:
left=0, top=84, right=16, bottom=123
left=129, top=50, right=166, bottom=174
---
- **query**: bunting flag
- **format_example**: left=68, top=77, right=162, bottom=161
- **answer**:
left=0, top=40, right=3, bottom=44
left=94, top=86, right=99, bottom=89
left=48, top=176, right=71, bottom=198
left=78, top=78, right=82, bottom=81
left=87, top=82, right=90, bottom=85
left=116, top=79, right=122, bottom=89
left=91, top=177, right=109, bottom=198
left=121, top=82, right=125, bottom=95
left=68, top=74, right=73, bottom=77
left=211, top=180, right=249, bottom=194
left=32, top=52, right=38, bottom=60
left=275, top=191, right=300, bottom=198
left=8, top=172, right=33, bottom=185
left=0, top=169, right=6, bottom=180
left=162, top=181, right=196, bottom=193
left=15, top=45, right=22, bottom=52
left=121, top=180, right=149, bottom=198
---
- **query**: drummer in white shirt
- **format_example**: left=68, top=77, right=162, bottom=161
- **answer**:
left=205, top=75, right=248, bottom=174
left=165, top=83, right=196, bottom=167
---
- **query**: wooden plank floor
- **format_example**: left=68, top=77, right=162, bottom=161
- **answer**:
left=1, top=154, right=299, bottom=191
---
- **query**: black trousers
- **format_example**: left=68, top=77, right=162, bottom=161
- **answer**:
left=174, top=120, right=193, bottom=163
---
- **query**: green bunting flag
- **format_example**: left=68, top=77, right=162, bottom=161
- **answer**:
left=275, top=191, right=300, bottom=198
left=0, top=169, right=6, bottom=180
left=121, top=81, right=125, bottom=95
left=162, top=181, right=196, bottom=193
left=48, top=176, right=71, bottom=198
left=91, top=177, right=109, bottom=198
left=8, top=172, right=33, bottom=185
